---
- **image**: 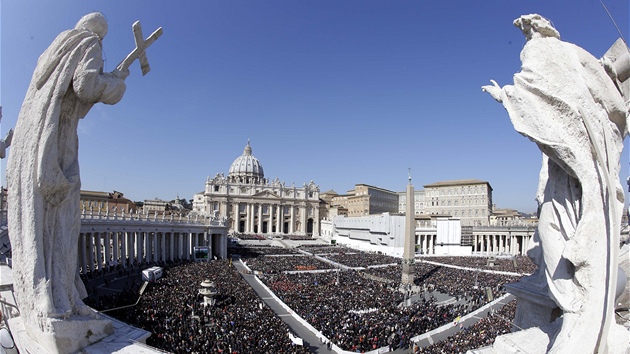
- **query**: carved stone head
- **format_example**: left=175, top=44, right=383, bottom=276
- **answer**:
left=75, top=12, right=108, bottom=40
left=514, top=14, right=560, bottom=41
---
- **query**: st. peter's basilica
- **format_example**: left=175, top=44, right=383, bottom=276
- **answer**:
left=193, top=141, right=321, bottom=236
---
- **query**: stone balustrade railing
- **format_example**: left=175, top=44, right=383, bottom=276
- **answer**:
left=80, top=209, right=227, bottom=227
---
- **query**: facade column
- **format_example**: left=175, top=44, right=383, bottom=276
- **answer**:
left=249, top=204, right=255, bottom=233
left=269, top=204, right=274, bottom=234
left=276, top=204, right=282, bottom=234
left=300, top=205, right=307, bottom=234
left=257, top=204, right=263, bottom=234
left=249, top=203, right=254, bottom=233
left=232, top=203, right=239, bottom=232
left=428, top=235, right=433, bottom=254
left=290, top=205, right=295, bottom=234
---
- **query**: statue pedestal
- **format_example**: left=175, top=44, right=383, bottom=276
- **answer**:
left=505, top=275, right=561, bottom=330
left=10, top=314, right=113, bottom=354
left=9, top=311, right=155, bottom=354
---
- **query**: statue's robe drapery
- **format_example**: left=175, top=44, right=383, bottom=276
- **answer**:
left=500, top=36, right=627, bottom=352
left=7, top=27, right=126, bottom=328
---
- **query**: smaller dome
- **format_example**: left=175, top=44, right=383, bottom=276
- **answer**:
left=228, top=141, right=264, bottom=183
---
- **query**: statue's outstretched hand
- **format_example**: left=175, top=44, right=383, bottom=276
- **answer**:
left=482, top=80, right=503, bottom=103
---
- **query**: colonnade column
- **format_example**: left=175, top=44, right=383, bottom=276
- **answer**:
left=112, top=232, right=119, bottom=265
left=428, top=235, right=433, bottom=254
left=154, top=232, right=159, bottom=263
left=104, top=232, right=111, bottom=269
left=169, top=232, right=175, bottom=261
left=118, top=232, right=126, bottom=267
left=80, top=234, right=88, bottom=274
left=87, top=233, right=94, bottom=272
left=160, top=232, right=166, bottom=262
left=96, top=232, right=103, bottom=271
left=188, top=232, right=195, bottom=259
left=136, top=232, right=143, bottom=264
left=126, top=231, right=136, bottom=266
left=144, top=232, right=150, bottom=263
left=178, top=233, right=183, bottom=259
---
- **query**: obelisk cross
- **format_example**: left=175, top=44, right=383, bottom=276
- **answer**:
left=117, top=21, right=163, bottom=76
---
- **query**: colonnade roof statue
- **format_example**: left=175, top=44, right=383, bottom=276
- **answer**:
left=6, top=12, right=161, bottom=353
left=482, top=14, right=629, bottom=354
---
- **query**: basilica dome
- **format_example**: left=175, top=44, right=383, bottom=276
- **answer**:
left=228, top=141, right=265, bottom=184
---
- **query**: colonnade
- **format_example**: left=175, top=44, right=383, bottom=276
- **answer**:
left=417, top=234, right=436, bottom=254
left=413, top=228, right=533, bottom=256
left=78, top=213, right=229, bottom=274
left=472, top=232, right=532, bottom=256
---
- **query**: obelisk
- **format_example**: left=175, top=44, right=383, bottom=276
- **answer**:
left=401, top=168, right=415, bottom=284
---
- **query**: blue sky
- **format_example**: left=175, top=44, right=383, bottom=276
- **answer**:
left=1, top=0, right=628, bottom=213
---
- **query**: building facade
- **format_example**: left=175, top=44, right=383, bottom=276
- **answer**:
left=80, top=190, right=136, bottom=215
left=398, top=189, right=426, bottom=215
left=193, top=142, right=321, bottom=236
left=331, top=184, right=398, bottom=217
left=423, top=179, right=493, bottom=226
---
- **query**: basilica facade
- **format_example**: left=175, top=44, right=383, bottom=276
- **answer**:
left=193, top=142, right=321, bottom=236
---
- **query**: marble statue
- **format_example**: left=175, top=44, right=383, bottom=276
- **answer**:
left=6, top=12, right=161, bottom=353
left=483, top=14, right=629, bottom=353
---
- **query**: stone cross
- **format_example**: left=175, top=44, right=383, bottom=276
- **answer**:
left=117, top=21, right=163, bottom=75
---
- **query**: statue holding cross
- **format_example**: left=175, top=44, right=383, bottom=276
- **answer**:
left=6, top=12, right=162, bottom=353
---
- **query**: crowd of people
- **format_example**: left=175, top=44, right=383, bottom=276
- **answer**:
left=90, top=260, right=310, bottom=354
left=319, top=252, right=400, bottom=268
left=81, top=243, right=526, bottom=353
left=413, top=262, right=520, bottom=300
left=244, top=254, right=335, bottom=273
left=260, top=265, right=515, bottom=352
left=423, top=255, right=537, bottom=274
left=416, top=300, right=517, bottom=353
